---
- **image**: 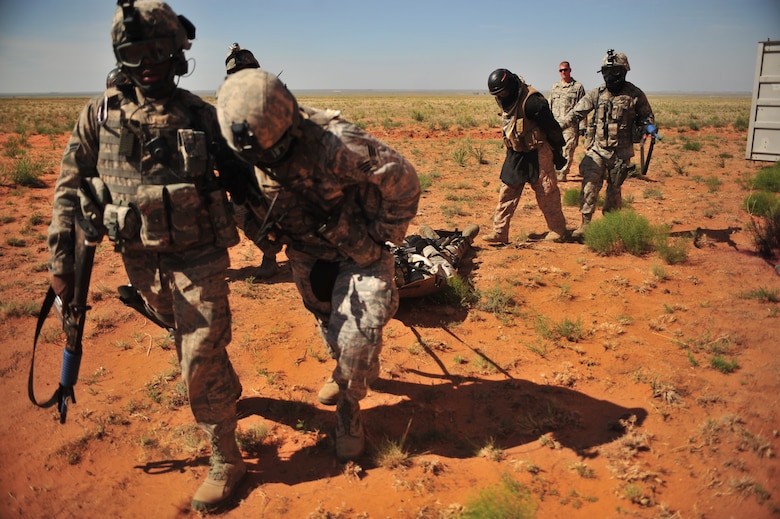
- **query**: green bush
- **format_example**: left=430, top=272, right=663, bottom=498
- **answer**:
left=750, top=162, right=780, bottom=193
left=563, top=188, right=580, bottom=207
left=654, top=234, right=690, bottom=265
left=463, top=473, right=537, bottom=519
left=743, top=191, right=779, bottom=217
left=583, top=209, right=658, bottom=256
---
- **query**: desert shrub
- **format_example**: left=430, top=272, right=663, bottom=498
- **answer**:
left=749, top=162, right=780, bottom=193
left=683, top=140, right=702, bottom=151
left=743, top=191, right=780, bottom=217
left=733, top=115, right=749, bottom=131
left=747, top=208, right=780, bottom=259
left=563, top=188, right=580, bottom=207
left=418, top=172, right=434, bottom=193
left=463, top=473, right=537, bottom=519
left=583, top=209, right=658, bottom=256
left=704, top=176, right=723, bottom=193
left=430, top=275, right=479, bottom=309
left=654, top=234, right=690, bottom=265
left=3, top=156, right=46, bottom=187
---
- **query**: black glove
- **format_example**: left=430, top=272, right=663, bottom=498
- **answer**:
left=553, top=150, right=567, bottom=170
left=578, top=128, right=586, bottom=137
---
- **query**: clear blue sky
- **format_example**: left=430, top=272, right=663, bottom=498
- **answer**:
left=0, top=0, right=777, bottom=95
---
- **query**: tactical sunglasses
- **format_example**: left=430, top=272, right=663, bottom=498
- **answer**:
left=114, top=37, right=177, bottom=68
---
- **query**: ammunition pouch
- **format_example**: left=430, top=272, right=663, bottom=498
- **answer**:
left=607, top=158, right=635, bottom=188
left=103, top=183, right=239, bottom=251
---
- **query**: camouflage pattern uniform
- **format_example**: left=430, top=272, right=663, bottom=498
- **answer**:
left=48, top=1, right=254, bottom=510
left=216, top=70, right=420, bottom=460
left=560, top=56, right=654, bottom=220
left=550, top=77, right=586, bottom=178
left=490, top=83, right=567, bottom=243
left=243, top=106, right=420, bottom=401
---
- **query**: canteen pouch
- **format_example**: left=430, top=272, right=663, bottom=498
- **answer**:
left=135, top=184, right=171, bottom=248
left=103, top=203, right=141, bottom=242
left=166, top=183, right=201, bottom=246
left=177, top=129, right=208, bottom=178
left=206, top=189, right=240, bottom=248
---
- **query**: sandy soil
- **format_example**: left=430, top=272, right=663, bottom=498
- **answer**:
left=1, top=120, right=778, bottom=519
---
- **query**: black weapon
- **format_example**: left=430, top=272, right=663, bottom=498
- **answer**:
left=640, top=124, right=661, bottom=177
left=29, top=186, right=102, bottom=424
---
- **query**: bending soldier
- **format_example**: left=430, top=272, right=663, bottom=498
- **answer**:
left=216, top=69, right=421, bottom=463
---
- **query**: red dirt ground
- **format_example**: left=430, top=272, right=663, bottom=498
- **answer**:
left=1, top=121, right=778, bottom=519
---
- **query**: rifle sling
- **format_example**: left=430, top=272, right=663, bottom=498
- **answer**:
left=27, top=286, right=60, bottom=409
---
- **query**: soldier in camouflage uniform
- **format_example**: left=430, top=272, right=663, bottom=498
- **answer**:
left=216, top=68, right=421, bottom=462
left=219, top=42, right=282, bottom=280
left=559, top=50, right=655, bottom=239
left=483, top=68, right=569, bottom=244
left=47, top=1, right=253, bottom=512
left=550, top=61, right=586, bottom=182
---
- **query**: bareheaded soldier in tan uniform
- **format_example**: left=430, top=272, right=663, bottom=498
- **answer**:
left=550, top=61, right=586, bottom=182
left=216, top=69, right=420, bottom=463
left=483, top=68, right=569, bottom=244
left=47, top=1, right=254, bottom=512
left=560, top=50, right=655, bottom=238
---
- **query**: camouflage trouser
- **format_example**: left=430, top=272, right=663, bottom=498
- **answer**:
left=578, top=150, right=629, bottom=216
left=492, top=142, right=567, bottom=239
left=122, top=245, right=240, bottom=441
left=559, top=126, right=580, bottom=176
left=287, top=247, right=398, bottom=406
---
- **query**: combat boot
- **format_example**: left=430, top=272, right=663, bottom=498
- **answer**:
left=544, top=230, right=565, bottom=243
left=418, top=224, right=440, bottom=241
left=253, top=255, right=278, bottom=280
left=335, top=399, right=365, bottom=462
left=318, top=363, right=379, bottom=406
left=482, top=231, right=509, bottom=244
left=191, top=434, right=246, bottom=512
left=571, top=214, right=592, bottom=240
left=461, top=224, right=480, bottom=245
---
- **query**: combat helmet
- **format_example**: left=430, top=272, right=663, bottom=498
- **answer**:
left=487, top=68, right=522, bottom=96
left=111, top=0, right=195, bottom=74
left=225, top=43, right=261, bottom=75
left=598, top=49, right=630, bottom=72
left=216, top=68, right=300, bottom=165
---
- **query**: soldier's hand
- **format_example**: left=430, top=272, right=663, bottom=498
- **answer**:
left=51, top=274, right=74, bottom=304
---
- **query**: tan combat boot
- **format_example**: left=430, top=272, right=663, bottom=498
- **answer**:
left=191, top=434, right=247, bottom=512
left=318, top=363, right=380, bottom=406
left=571, top=213, right=592, bottom=240
left=335, top=399, right=365, bottom=462
left=482, top=230, right=509, bottom=244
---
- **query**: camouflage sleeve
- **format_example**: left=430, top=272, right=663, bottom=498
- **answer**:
left=48, top=97, right=102, bottom=276
left=326, top=121, right=421, bottom=246
left=560, top=88, right=597, bottom=129
left=576, top=83, right=588, bottom=132
left=635, top=88, right=655, bottom=127
left=364, top=156, right=421, bottom=245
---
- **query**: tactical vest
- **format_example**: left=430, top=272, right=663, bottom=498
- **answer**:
left=592, top=84, right=642, bottom=150
left=502, top=85, right=546, bottom=153
left=95, top=88, right=238, bottom=252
